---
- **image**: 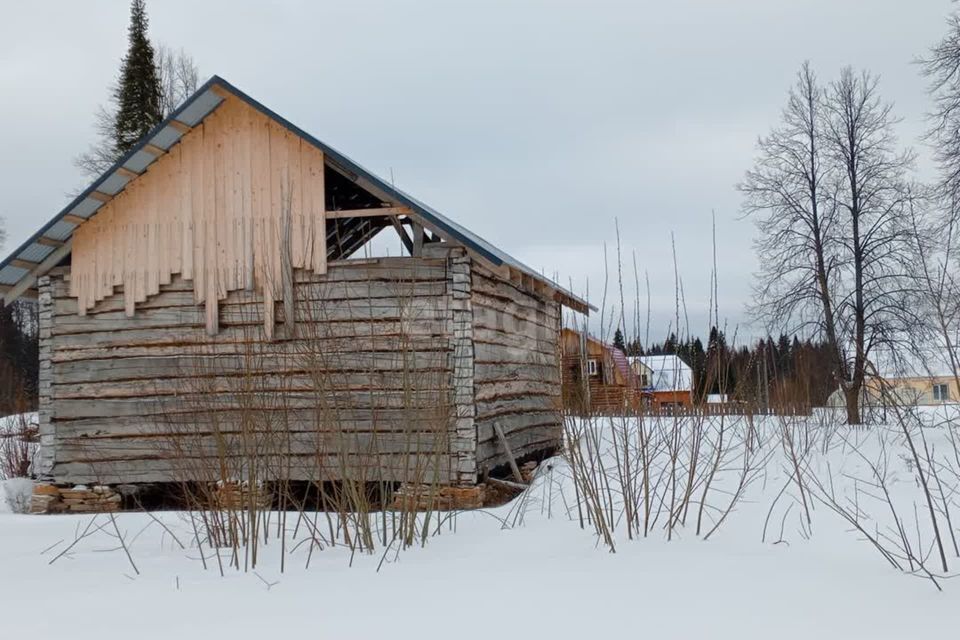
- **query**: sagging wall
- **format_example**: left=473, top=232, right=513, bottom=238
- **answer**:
left=470, top=262, right=562, bottom=474
left=37, top=255, right=474, bottom=486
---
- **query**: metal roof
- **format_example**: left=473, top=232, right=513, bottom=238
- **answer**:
left=0, top=75, right=592, bottom=312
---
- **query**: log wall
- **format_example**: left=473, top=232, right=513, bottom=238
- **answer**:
left=42, top=257, right=459, bottom=485
left=39, top=251, right=565, bottom=487
left=470, top=262, right=562, bottom=474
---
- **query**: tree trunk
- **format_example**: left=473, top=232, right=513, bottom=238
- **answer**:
left=843, top=383, right=862, bottom=425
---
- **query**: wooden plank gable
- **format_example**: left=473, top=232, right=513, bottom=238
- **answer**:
left=69, top=96, right=329, bottom=335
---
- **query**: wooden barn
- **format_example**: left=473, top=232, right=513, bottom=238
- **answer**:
left=560, top=328, right=641, bottom=413
left=0, top=76, right=590, bottom=511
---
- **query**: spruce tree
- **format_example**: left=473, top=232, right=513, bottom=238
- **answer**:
left=113, top=0, right=163, bottom=155
left=612, top=327, right=626, bottom=351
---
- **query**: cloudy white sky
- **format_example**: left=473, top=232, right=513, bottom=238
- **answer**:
left=0, top=1, right=954, bottom=343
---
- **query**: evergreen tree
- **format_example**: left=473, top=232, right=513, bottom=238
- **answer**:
left=663, top=333, right=678, bottom=355
left=612, top=327, right=626, bottom=351
left=113, top=0, right=163, bottom=155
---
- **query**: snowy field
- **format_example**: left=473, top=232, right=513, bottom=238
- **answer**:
left=2, top=411, right=960, bottom=639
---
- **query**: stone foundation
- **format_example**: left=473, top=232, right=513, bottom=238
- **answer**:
left=214, top=483, right=273, bottom=510
left=30, top=484, right=122, bottom=514
left=391, top=484, right=486, bottom=510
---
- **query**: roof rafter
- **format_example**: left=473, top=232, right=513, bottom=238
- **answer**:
left=3, top=239, right=72, bottom=305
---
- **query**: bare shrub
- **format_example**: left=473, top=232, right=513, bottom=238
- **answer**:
left=563, top=407, right=774, bottom=551
left=146, top=216, right=459, bottom=572
left=0, top=410, right=38, bottom=481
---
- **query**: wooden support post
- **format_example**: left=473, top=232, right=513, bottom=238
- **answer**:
left=487, top=477, right=528, bottom=491
left=493, top=422, right=524, bottom=484
left=390, top=217, right=413, bottom=255
left=412, top=221, right=424, bottom=257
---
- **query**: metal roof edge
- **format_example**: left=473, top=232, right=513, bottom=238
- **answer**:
left=0, top=75, right=225, bottom=281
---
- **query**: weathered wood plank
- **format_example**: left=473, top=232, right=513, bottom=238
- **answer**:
left=56, top=430, right=464, bottom=462
left=476, top=413, right=561, bottom=442
left=52, top=298, right=452, bottom=335
left=473, top=342, right=559, bottom=367
left=50, top=317, right=449, bottom=352
left=50, top=369, right=454, bottom=399
left=476, top=394, right=558, bottom=419
left=52, top=351, right=451, bottom=385
left=474, top=379, right=559, bottom=401
left=53, top=408, right=458, bottom=439
left=53, top=389, right=452, bottom=419
left=474, top=362, right=561, bottom=384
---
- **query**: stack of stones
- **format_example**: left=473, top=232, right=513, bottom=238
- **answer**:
left=30, top=484, right=122, bottom=514
left=214, top=482, right=272, bottom=510
left=392, top=483, right=486, bottom=511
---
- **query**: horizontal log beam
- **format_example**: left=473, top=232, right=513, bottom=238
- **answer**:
left=0, top=285, right=37, bottom=300
left=9, top=258, right=38, bottom=270
left=326, top=206, right=413, bottom=219
left=3, top=238, right=72, bottom=305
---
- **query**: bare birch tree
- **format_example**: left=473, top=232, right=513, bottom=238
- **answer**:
left=741, top=63, right=916, bottom=424
left=922, top=12, right=960, bottom=205
left=911, top=12, right=960, bottom=383
left=821, top=67, right=917, bottom=423
left=739, top=63, right=847, bottom=417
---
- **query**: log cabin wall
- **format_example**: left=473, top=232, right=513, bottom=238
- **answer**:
left=470, top=261, right=562, bottom=474
left=37, top=250, right=564, bottom=487
left=39, top=256, right=467, bottom=486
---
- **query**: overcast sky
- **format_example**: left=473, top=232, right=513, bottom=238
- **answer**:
left=0, top=1, right=954, bottom=344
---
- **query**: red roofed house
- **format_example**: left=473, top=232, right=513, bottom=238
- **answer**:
left=560, top=328, right=641, bottom=413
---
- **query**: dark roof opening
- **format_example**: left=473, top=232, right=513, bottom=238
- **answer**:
left=325, top=165, right=383, bottom=211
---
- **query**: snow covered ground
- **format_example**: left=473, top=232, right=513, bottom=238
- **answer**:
left=1, top=412, right=959, bottom=639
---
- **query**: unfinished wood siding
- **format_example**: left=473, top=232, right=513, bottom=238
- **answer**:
left=43, top=257, right=464, bottom=485
left=471, top=262, right=562, bottom=474
left=69, top=95, right=327, bottom=336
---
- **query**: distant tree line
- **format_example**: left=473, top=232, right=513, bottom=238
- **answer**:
left=620, top=327, right=835, bottom=407
left=0, top=301, right=39, bottom=415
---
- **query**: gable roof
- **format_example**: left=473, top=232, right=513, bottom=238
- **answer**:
left=633, top=354, right=693, bottom=392
left=0, top=75, right=591, bottom=313
left=608, top=344, right=639, bottom=387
